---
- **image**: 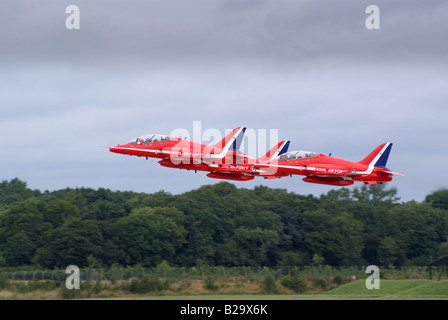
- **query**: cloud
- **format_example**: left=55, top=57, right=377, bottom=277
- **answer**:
left=1, top=1, right=446, bottom=69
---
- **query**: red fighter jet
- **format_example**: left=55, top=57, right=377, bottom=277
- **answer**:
left=109, top=127, right=291, bottom=181
left=110, top=126, right=246, bottom=166
left=251, top=142, right=404, bottom=186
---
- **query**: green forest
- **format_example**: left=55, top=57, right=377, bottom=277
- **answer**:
left=0, top=178, right=447, bottom=269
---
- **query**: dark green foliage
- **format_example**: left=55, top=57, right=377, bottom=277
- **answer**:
left=281, top=275, right=308, bottom=293
left=15, top=280, right=60, bottom=293
left=426, top=189, right=448, bottom=210
left=262, top=274, right=277, bottom=293
left=332, top=275, right=346, bottom=285
left=60, top=286, right=83, bottom=299
left=204, top=276, right=218, bottom=290
left=0, top=272, right=11, bottom=290
left=313, top=277, right=329, bottom=289
left=0, top=178, right=41, bottom=205
left=0, top=178, right=448, bottom=269
left=112, top=207, right=187, bottom=266
left=128, top=276, right=169, bottom=293
left=3, top=232, right=35, bottom=266
left=33, top=219, right=103, bottom=268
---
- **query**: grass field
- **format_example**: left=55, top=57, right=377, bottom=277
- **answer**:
left=321, top=279, right=448, bottom=299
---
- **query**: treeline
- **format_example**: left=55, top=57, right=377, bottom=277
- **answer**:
left=0, top=178, right=448, bottom=269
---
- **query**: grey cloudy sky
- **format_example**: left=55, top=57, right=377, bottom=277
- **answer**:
left=1, top=0, right=447, bottom=202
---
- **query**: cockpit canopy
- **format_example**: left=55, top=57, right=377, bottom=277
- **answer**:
left=276, top=150, right=317, bottom=161
left=129, top=134, right=172, bottom=145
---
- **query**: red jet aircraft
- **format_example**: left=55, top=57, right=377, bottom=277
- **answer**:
left=110, top=128, right=402, bottom=186
left=110, top=126, right=246, bottom=164
left=110, top=126, right=292, bottom=181
left=251, top=142, right=404, bottom=186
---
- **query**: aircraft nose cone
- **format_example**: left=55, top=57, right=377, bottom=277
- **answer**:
left=109, top=144, right=133, bottom=156
left=109, top=145, right=121, bottom=153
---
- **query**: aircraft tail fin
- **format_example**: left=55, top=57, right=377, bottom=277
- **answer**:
left=258, top=140, right=290, bottom=162
left=359, top=142, right=393, bottom=168
left=212, top=127, right=246, bottom=158
left=229, top=127, right=245, bottom=151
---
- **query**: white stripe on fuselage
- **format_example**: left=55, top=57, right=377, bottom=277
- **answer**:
left=113, top=147, right=171, bottom=155
left=261, top=164, right=325, bottom=172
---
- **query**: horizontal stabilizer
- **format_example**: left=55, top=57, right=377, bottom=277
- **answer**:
left=375, top=167, right=405, bottom=176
